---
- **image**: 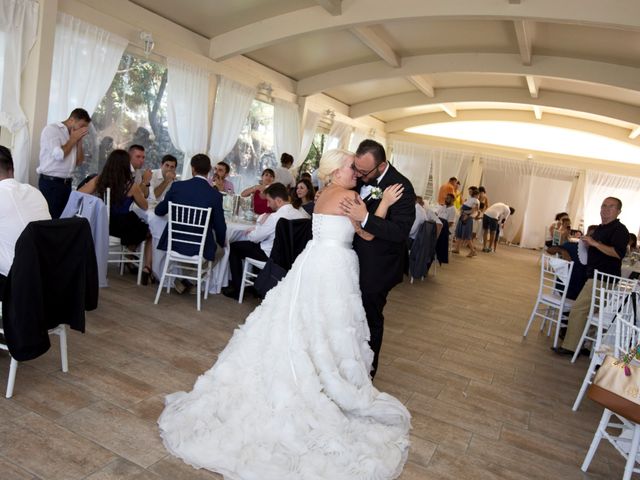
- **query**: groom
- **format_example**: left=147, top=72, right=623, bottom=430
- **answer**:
left=342, top=139, right=416, bottom=377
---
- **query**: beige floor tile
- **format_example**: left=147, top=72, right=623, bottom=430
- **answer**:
left=84, top=458, right=160, bottom=480
left=147, top=456, right=223, bottom=479
left=0, top=412, right=115, bottom=480
left=57, top=401, right=166, bottom=468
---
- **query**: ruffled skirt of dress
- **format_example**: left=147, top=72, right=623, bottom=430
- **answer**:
left=158, top=240, right=411, bottom=480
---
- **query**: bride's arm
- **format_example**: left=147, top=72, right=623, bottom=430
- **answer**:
left=352, top=184, right=404, bottom=241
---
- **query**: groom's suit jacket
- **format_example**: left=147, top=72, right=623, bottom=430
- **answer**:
left=353, top=164, right=416, bottom=294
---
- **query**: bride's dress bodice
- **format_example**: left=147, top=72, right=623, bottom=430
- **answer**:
left=311, top=213, right=355, bottom=246
left=158, top=212, right=410, bottom=480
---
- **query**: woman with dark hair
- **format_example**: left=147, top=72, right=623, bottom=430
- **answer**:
left=79, top=149, right=154, bottom=284
left=545, top=211, right=569, bottom=247
left=291, top=178, right=315, bottom=216
left=241, top=168, right=275, bottom=214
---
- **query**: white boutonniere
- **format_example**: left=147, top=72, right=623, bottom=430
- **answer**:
left=370, top=187, right=383, bottom=200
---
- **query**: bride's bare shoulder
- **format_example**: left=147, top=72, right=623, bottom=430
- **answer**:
left=314, top=186, right=357, bottom=215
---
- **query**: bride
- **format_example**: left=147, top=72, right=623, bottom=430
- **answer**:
left=158, top=149, right=411, bottom=480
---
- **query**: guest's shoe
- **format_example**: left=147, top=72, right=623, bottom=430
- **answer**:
left=482, top=247, right=491, bottom=253
left=467, top=251, right=477, bottom=258
left=141, top=266, right=152, bottom=285
left=551, top=346, right=574, bottom=356
left=222, top=286, right=240, bottom=300
left=451, top=250, right=460, bottom=254
left=174, top=279, right=192, bottom=295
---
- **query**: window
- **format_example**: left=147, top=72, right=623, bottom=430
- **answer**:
left=75, top=53, right=184, bottom=184
left=223, top=99, right=275, bottom=192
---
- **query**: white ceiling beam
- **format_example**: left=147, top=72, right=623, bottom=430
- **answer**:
left=526, top=75, right=539, bottom=98
left=315, top=0, right=342, bottom=16
left=441, top=104, right=457, bottom=118
left=349, top=87, right=640, bottom=127
left=209, top=0, right=640, bottom=60
left=298, top=53, right=640, bottom=96
left=350, top=26, right=400, bottom=68
left=513, top=20, right=534, bottom=66
left=407, top=75, right=435, bottom=97
left=630, top=127, right=640, bottom=140
left=533, top=105, right=543, bottom=119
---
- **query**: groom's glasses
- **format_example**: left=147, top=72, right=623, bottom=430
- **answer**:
left=351, top=162, right=379, bottom=177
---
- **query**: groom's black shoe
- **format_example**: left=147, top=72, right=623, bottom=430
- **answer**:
left=222, top=286, right=239, bottom=300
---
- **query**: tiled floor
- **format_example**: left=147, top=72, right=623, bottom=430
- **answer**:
left=0, top=245, right=627, bottom=479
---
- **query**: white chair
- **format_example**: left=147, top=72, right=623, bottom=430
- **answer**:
left=154, top=202, right=212, bottom=311
left=105, top=188, right=145, bottom=285
left=238, top=258, right=266, bottom=304
left=571, top=271, right=638, bottom=363
left=581, top=315, right=640, bottom=480
left=523, top=254, right=575, bottom=348
left=572, top=284, right=635, bottom=411
left=0, top=302, right=68, bottom=398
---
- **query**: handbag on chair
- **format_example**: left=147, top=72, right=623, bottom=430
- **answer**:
left=587, top=353, right=640, bottom=423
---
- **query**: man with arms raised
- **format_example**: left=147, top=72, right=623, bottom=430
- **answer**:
left=340, top=139, right=416, bottom=377
left=37, top=108, right=90, bottom=218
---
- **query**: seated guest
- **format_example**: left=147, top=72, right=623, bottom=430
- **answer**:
left=300, top=172, right=312, bottom=183
left=79, top=150, right=154, bottom=284
left=547, top=225, right=597, bottom=302
left=628, top=233, right=638, bottom=254
left=434, top=193, right=456, bottom=264
left=150, top=154, right=177, bottom=202
left=410, top=196, right=442, bottom=244
left=482, top=202, right=515, bottom=252
left=0, top=146, right=51, bottom=296
left=155, top=154, right=226, bottom=262
left=546, top=211, right=569, bottom=247
left=222, top=182, right=306, bottom=299
left=241, top=168, right=275, bottom=215
left=291, top=178, right=315, bottom=217
left=212, top=161, right=235, bottom=194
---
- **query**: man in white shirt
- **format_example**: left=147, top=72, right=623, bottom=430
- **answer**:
left=129, top=144, right=152, bottom=199
left=223, top=182, right=306, bottom=299
left=37, top=108, right=91, bottom=218
left=434, top=193, right=456, bottom=228
left=0, top=146, right=51, bottom=295
left=274, top=153, right=295, bottom=189
left=149, top=155, right=177, bottom=202
left=482, top=202, right=515, bottom=252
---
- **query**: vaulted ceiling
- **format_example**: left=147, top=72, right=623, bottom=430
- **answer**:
left=128, top=0, right=640, bottom=150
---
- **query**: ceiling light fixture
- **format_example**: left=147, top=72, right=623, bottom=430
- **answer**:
left=140, top=31, right=154, bottom=57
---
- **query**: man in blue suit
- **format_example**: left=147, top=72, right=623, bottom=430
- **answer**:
left=155, top=154, right=226, bottom=268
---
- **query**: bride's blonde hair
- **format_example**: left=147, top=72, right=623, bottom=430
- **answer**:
left=317, top=149, right=353, bottom=183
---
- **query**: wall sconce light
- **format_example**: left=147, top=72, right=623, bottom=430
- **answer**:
left=256, top=82, right=273, bottom=103
left=140, top=31, right=154, bottom=57
left=369, top=128, right=377, bottom=138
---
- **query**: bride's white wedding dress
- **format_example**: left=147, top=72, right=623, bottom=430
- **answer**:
left=158, top=214, right=411, bottom=480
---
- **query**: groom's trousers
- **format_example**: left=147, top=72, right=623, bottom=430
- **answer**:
left=362, top=290, right=389, bottom=379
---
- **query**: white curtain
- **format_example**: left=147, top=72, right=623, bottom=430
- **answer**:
left=390, top=140, right=433, bottom=196
left=273, top=98, right=300, bottom=165
left=166, top=57, right=210, bottom=179
left=567, top=170, right=586, bottom=228
left=295, top=110, right=321, bottom=171
left=463, top=156, right=483, bottom=190
left=431, top=147, right=473, bottom=193
left=520, top=163, right=576, bottom=248
left=48, top=13, right=128, bottom=124
left=0, top=0, right=38, bottom=182
left=349, top=129, right=368, bottom=153
left=209, top=76, right=256, bottom=162
left=481, top=156, right=532, bottom=243
left=324, top=119, right=353, bottom=152
left=584, top=170, right=640, bottom=236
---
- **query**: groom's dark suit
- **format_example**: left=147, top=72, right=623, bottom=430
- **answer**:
left=353, top=164, right=415, bottom=377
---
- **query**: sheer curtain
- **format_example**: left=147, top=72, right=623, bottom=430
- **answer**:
left=324, top=120, right=353, bottom=151
left=0, top=0, right=38, bottom=182
left=209, top=76, right=256, bottom=162
left=390, top=140, right=432, bottom=196
left=294, top=110, right=321, bottom=171
left=481, top=156, right=532, bottom=243
left=349, top=129, right=368, bottom=152
left=166, top=57, right=210, bottom=178
left=584, top=170, right=640, bottom=235
left=431, top=147, right=473, bottom=192
left=273, top=98, right=300, bottom=164
left=520, top=163, right=576, bottom=248
left=47, top=13, right=127, bottom=124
